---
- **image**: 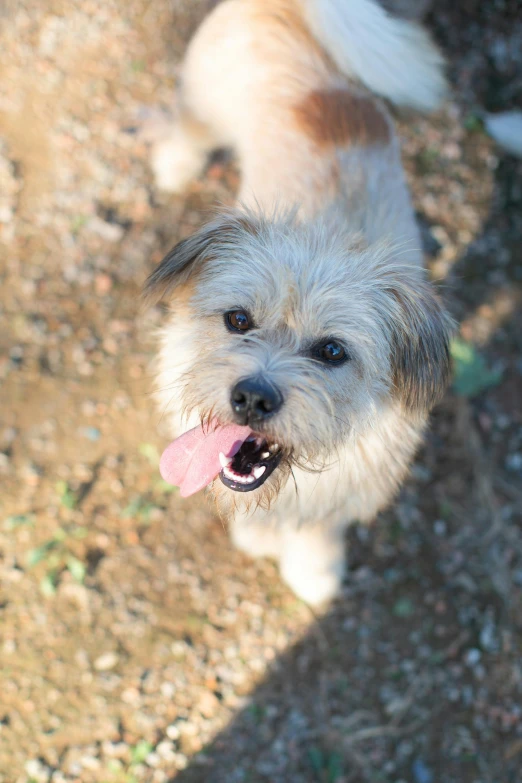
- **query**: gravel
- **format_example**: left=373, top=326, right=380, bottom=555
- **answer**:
left=0, top=1, right=521, bottom=782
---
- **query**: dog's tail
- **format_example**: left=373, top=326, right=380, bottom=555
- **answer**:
left=299, top=0, right=447, bottom=111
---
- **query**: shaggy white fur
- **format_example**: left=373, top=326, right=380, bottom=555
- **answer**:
left=146, top=0, right=452, bottom=606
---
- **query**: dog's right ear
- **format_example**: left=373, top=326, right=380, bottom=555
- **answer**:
left=143, top=211, right=258, bottom=305
left=143, top=219, right=221, bottom=306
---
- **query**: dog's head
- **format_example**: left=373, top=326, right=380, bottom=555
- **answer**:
left=145, top=208, right=452, bottom=510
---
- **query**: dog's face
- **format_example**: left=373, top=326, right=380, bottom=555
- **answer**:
left=146, top=209, right=452, bottom=510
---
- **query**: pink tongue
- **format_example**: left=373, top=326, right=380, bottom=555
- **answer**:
left=159, top=423, right=253, bottom=497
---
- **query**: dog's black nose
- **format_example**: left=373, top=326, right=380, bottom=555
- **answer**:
left=230, top=377, right=283, bottom=425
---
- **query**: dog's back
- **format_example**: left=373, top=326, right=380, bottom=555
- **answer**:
left=154, top=0, right=446, bottom=211
left=178, top=0, right=446, bottom=135
left=161, top=0, right=445, bottom=259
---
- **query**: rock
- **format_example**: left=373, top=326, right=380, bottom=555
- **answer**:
left=484, top=111, right=522, bottom=158
left=86, top=216, right=124, bottom=242
left=24, top=759, right=51, bottom=782
left=412, top=758, right=434, bottom=783
left=156, top=740, right=177, bottom=762
left=197, top=689, right=220, bottom=718
left=166, top=724, right=181, bottom=741
left=94, top=652, right=119, bottom=671
left=94, top=272, right=113, bottom=294
left=465, top=648, right=482, bottom=666
left=78, top=426, right=101, bottom=441
left=433, top=519, right=447, bottom=536
left=505, top=453, right=522, bottom=472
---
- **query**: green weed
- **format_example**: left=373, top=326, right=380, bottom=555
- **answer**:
left=451, top=338, right=502, bottom=398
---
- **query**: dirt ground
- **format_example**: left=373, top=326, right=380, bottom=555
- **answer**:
left=1, top=1, right=521, bottom=782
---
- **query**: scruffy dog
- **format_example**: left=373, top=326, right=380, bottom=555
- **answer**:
left=145, top=0, right=453, bottom=605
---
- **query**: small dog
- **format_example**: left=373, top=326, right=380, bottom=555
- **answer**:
left=145, top=0, right=453, bottom=605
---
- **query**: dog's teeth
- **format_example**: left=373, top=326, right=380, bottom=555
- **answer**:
left=219, top=452, right=232, bottom=468
left=222, top=463, right=257, bottom=484
left=261, top=451, right=270, bottom=459
left=269, top=443, right=279, bottom=453
left=253, top=465, right=266, bottom=479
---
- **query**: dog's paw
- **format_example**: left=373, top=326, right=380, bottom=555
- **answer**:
left=279, top=524, right=346, bottom=606
left=280, top=558, right=344, bottom=607
left=150, top=133, right=207, bottom=193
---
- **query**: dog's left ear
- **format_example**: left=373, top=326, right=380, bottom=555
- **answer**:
left=387, top=278, right=454, bottom=414
left=143, top=211, right=257, bottom=305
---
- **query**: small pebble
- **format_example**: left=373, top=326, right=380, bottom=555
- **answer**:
left=198, top=690, right=220, bottom=718
left=94, top=272, right=113, bottom=294
left=156, top=741, right=177, bottom=761
left=2, top=427, right=17, bottom=444
left=412, top=758, right=434, bottom=783
left=78, top=426, right=101, bottom=442
left=145, top=752, right=161, bottom=768
left=166, top=724, right=181, bottom=741
left=94, top=652, right=119, bottom=671
left=121, top=687, right=140, bottom=705
left=79, top=755, right=100, bottom=771
left=160, top=681, right=176, bottom=698
left=173, top=753, right=188, bottom=770
left=505, top=453, right=522, bottom=472
left=480, top=620, right=498, bottom=653
left=465, top=648, right=482, bottom=666
left=86, top=216, right=124, bottom=242
left=433, top=519, right=447, bottom=536
left=24, top=759, right=51, bottom=782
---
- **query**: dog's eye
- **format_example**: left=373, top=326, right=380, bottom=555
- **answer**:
left=315, top=340, right=348, bottom=364
left=225, top=310, right=251, bottom=333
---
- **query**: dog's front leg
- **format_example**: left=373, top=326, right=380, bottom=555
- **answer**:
left=279, top=519, right=347, bottom=607
left=229, top=514, right=283, bottom=561
left=231, top=510, right=347, bottom=607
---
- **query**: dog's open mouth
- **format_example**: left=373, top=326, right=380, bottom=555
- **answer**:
left=219, top=437, right=282, bottom=492
left=159, top=422, right=283, bottom=497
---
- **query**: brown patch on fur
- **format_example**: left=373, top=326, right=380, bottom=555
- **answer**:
left=294, top=89, right=391, bottom=149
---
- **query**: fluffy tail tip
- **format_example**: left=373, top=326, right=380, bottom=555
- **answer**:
left=302, top=0, right=448, bottom=112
